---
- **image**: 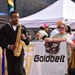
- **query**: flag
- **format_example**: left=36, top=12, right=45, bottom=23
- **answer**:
left=7, top=0, right=14, bottom=13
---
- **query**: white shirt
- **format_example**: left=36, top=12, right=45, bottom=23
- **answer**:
left=12, top=26, right=17, bottom=31
left=50, top=28, right=59, bottom=37
left=38, top=30, right=48, bottom=38
left=67, top=32, right=75, bottom=44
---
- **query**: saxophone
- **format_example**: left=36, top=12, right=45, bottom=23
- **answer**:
left=13, top=25, right=25, bottom=57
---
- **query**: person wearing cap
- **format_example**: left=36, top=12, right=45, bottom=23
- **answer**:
left=38, top=24, right=49, bottom=40
left=45, top=23, right=71, bottom=59
left=50, top=20, right=63, bottom=37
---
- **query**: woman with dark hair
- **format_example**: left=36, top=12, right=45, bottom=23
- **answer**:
left=38, top=24, right=48, bottom=39
left=66, top=25, right=72, bottom=34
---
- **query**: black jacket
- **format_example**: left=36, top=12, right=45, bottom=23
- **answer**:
left=0, top=24, right=30, bottom=49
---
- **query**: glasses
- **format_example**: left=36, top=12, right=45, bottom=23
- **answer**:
left=59, top=27, right=65, bottom=29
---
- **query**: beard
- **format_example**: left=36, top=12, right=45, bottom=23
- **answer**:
left=11, top=20, right=19, bottom=25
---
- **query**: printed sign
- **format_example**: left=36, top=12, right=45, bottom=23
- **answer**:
left=24, top=42, right=68, bottom=75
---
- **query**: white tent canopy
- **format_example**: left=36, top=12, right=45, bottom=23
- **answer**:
left=19, top=0, right=75, bottom=29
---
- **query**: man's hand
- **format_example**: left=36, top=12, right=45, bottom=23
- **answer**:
left=21, top=34, right=26, bottom=40
left=21, top=33, right=31, bottom=40
left=9, top=44, right=16, bottom=51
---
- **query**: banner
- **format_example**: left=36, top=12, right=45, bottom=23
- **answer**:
left=7, top=0, right=14, bottom=13
left=24, top=42, right=68, bottom=75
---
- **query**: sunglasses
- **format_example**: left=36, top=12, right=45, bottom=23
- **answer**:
left=59, top=27, right=65, bottom=29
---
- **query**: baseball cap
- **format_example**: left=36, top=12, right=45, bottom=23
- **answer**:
left=42, top=24, right=48, bottom=28
left=56, top=20, right=63, bottom=27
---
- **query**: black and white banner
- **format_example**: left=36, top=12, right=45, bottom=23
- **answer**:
left=24, top=42, right=68, bottom=75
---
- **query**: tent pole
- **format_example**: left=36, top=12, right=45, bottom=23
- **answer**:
left=14, top=0, right=16, bottom=11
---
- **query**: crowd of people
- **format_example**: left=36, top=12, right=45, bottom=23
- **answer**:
left=0, top=11, right=75, bottom=75
left=28, top=20, right=75, bottom=75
